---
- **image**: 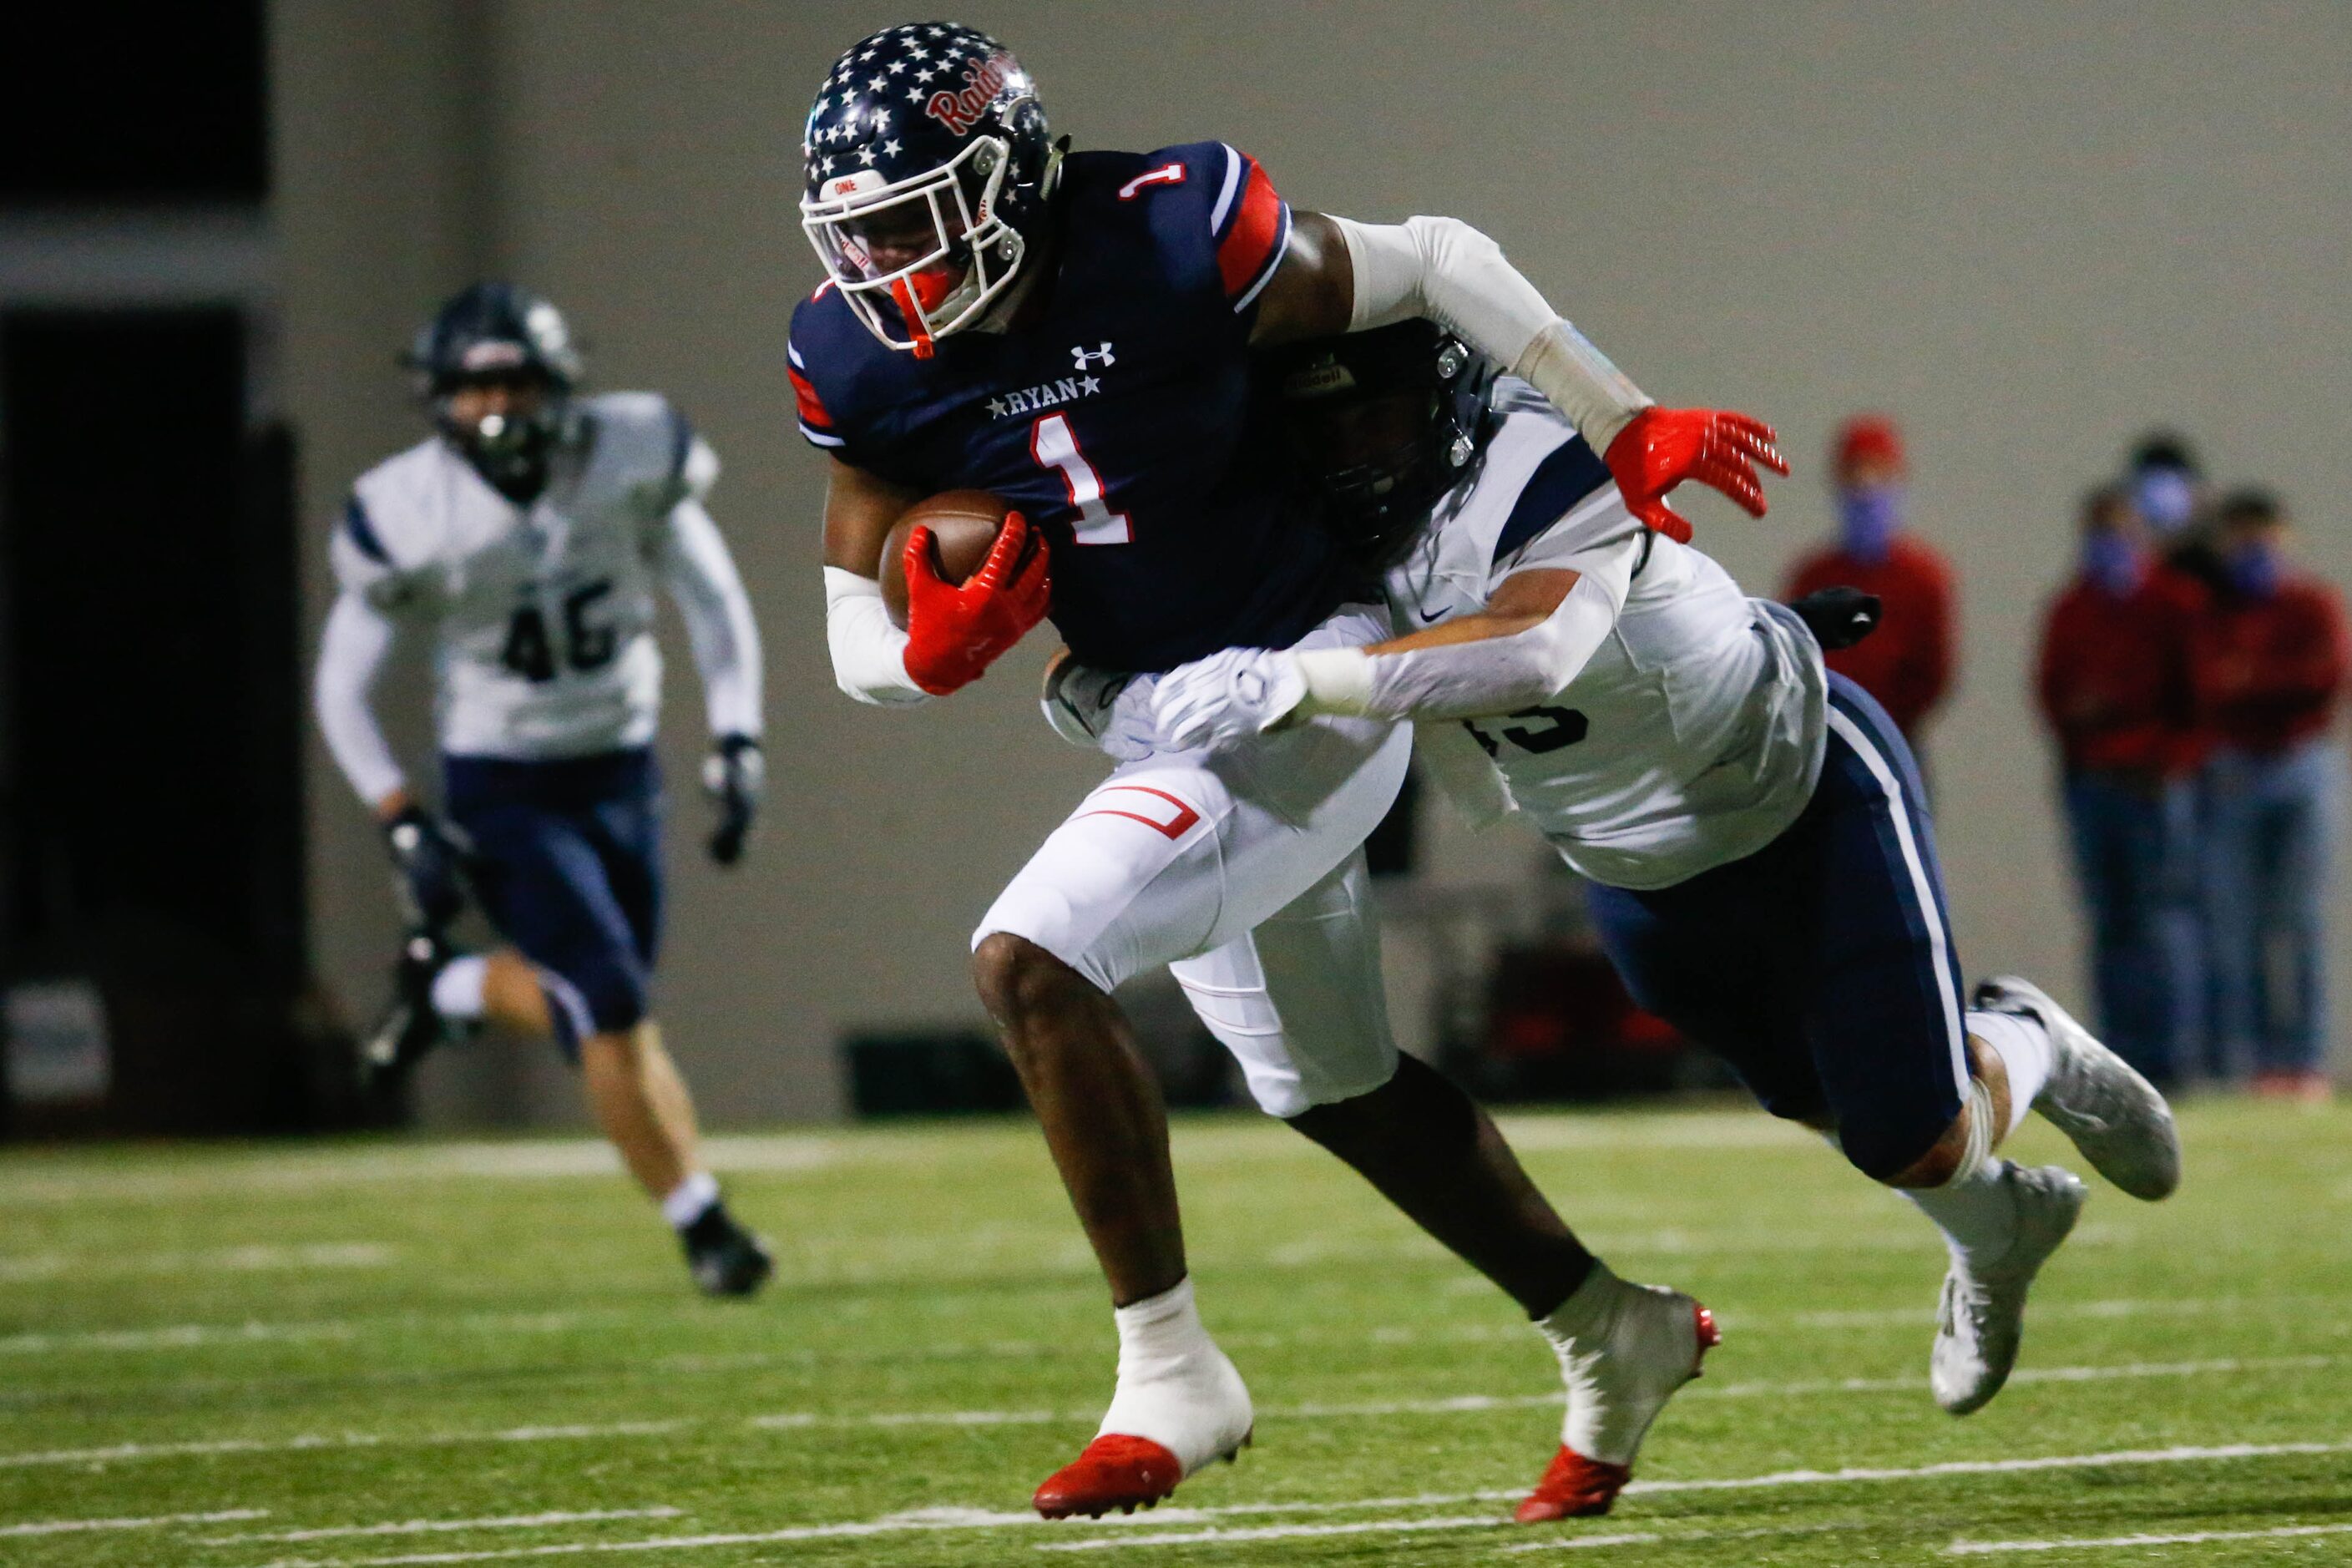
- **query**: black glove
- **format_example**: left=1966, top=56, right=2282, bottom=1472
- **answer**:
left=382, top=805, right=473, bottom=931
left=703, top=734, right=763, bottom=866
left=1788, top=586, right=1884, bottom=651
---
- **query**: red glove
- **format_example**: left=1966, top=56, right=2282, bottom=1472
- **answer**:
left=1603, top=408, right=1788, bottom=544
left=900, top=510, right=1053, bottom=695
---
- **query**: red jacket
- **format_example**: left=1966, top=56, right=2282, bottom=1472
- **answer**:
left=2193, top=575, right=2349, bottom=755
left=2036, top=568, right=2208, bottom=776
left=1784, top=536, right=1955, bottom=736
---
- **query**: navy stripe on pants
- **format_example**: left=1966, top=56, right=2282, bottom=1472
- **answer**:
left=1586, top=675, right=1970, bottom=1180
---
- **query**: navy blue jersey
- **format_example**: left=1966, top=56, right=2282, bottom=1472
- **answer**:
left=790, top=142, right=1348, bottom=673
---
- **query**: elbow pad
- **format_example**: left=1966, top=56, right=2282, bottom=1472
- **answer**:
left=823, top=566, right=928, bottom=706
left=1335, top=214, right=1650, bottom=452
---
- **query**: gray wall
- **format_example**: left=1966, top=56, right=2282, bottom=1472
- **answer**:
left=273, top=1, right=2352, bottom=1126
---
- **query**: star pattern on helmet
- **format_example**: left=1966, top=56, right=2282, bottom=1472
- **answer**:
left=886, top=59, right=905, bottom=73
left=869, top=109, right=890, bottom=131
left=905, top=85, right=925, bottom=101
left=857, top=145, right=876, bottom=165
left=883, top=139, right=902, bottom=156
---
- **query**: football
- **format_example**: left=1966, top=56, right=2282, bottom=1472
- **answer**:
left=879, top=489, right=1018, bottom=627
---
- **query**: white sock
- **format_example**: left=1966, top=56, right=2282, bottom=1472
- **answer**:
left=1904, top=1158, right=2020, bottom=1264
left=660, top=1171, right=721, bottom=1231
left=1535, top=1259, right=1622, bottom=1348
left=1113, top=1276, right=1214, bottom=1379
left=1970, top=1009, right=2056, bottom=1137
left=429, top=955, right=488, bottom=1020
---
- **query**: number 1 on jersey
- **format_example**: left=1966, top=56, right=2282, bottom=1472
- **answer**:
left=1029, top=412, right=1132, bottom=545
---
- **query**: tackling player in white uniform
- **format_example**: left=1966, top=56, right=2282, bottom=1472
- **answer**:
left=1107, top=322, right=2184, bottom=1510
left=314, top=284, right=774, bottom=1297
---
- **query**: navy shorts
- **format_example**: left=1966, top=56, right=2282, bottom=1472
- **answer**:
left=444, top=747, right=663, bottom=1053
left=1586, top=676, right=1970, bottom=1180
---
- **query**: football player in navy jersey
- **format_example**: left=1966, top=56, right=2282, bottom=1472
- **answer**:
left=789, top=21, right=1784, bottom=1519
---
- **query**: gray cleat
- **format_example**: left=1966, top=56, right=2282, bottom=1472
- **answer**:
left=1975, top=975, right=2183, bottom=1201
left=1931, top=1162, right=2087, bottom=1415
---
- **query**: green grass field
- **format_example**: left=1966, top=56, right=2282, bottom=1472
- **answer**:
left=2, top=1097, right=2346, bottom=1565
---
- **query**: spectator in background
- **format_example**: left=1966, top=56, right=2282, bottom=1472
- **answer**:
left=2127, top=431, right=2221, bottom=591
left=2195, top=490, right=2347, bottom=1100
left=2036, top=488, right=2207, bottom=1086
left=1785, top=414, right=1955, bottom=747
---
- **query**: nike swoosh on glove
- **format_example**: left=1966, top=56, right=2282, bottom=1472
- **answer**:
left=1151, top=649, right=1308, bottom=755
left=1603, top=408, right=1788, bottom=544
left=1040, top=654, right=1159, bottom=762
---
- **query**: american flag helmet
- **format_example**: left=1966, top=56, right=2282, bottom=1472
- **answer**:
left=800, top=23, right=1057, bottom=358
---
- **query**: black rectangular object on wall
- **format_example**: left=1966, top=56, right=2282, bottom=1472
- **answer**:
left=0, top=307, right=321, bottom=1134
left=0, top=3, right=269, bottom=205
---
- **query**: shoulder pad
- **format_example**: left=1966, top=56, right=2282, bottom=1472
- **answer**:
left=580, top=392, right=703, bottom=513
left=344, top=437, right=453, bottom=574
left=1105, top=142, right=1291, bottom=313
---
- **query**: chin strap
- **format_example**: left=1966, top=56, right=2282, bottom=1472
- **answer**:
left=891, top=278, right=938, bottom=359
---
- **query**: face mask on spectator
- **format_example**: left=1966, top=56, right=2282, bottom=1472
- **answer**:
left=1838, top=483, right=1902, bottom=565
left=2083, top=530, right=2147, bottom=598
left=2228, top=539, right=2282, bottom=599
left=2133, top=468, right=2196, bottom=534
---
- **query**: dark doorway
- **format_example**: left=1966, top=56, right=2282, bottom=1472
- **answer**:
left=0, top=307, right=326, bottom=1134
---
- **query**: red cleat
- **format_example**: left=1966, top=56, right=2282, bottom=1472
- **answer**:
left=1033, top=1434, right=1186, bottom=1520
left=1515, top=1447, right=1634, bottom=1521
left=1515, top=1302, right=1721, bottom=1524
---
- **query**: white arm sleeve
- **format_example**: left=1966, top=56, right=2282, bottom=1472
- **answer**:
left=823, top=565, right=929, bottom=706
left=660, top=499, right=764, bottom=738
left=1295, top=536, right=1641, bottom=722
left=1333, top=214, right=1652, bottom=452
left=313, top=590, right=408, bottom=808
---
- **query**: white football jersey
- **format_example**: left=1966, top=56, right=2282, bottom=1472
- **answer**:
left=332, top=392, right=719, bottom=761
left=1388, top=382, right=1827, bottom=890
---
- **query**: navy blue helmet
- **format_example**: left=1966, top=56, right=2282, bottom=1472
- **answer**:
left=404, top=282, right=582, bottom=499
left=799, top=22, right=1057, bottom=357
left=1263, top=320, right=1500, bottom=567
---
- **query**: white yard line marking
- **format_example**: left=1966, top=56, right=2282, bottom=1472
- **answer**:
left=1949, top=1520, right=2352, bottom=1554
left=0, top=1309, right=595, bottom=1358
left=3, top=1290, right=2299, bottom=1366
left=217, top=1439, right=2352, bottom=1566
left=1626, top=1440, right=2352, bottom=1495
left=0, top=1242, right=396, bottom=1282
left=0, top=1507, right=266, bottom=1537
left=1035, top=1514, right=1505, bottom=1550
left=0, top=1421, right=684, bottom=1470
left=0, top=1135, right=850, bottom=1203
left=10, top=1357, right=2322, bottom=1472
left=745, top=1354, right=2338, bottom=1431
left=206, top=1510, right=683, bottom=1544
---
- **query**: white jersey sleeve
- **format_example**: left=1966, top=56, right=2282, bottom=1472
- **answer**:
left=1389, top=387, right=1828, bottom=890
left=655, top=497, right=764, bottom=740
left=313, top=588, right=407, bottom=807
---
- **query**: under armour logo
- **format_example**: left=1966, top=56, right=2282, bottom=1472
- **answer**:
left=1071, top=342, right=1115, bottom=372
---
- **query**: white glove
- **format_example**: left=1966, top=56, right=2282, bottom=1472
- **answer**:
left=1151, top=648, right=1308, bottom=755
left=1041, top=652, right=1159, bottom=762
